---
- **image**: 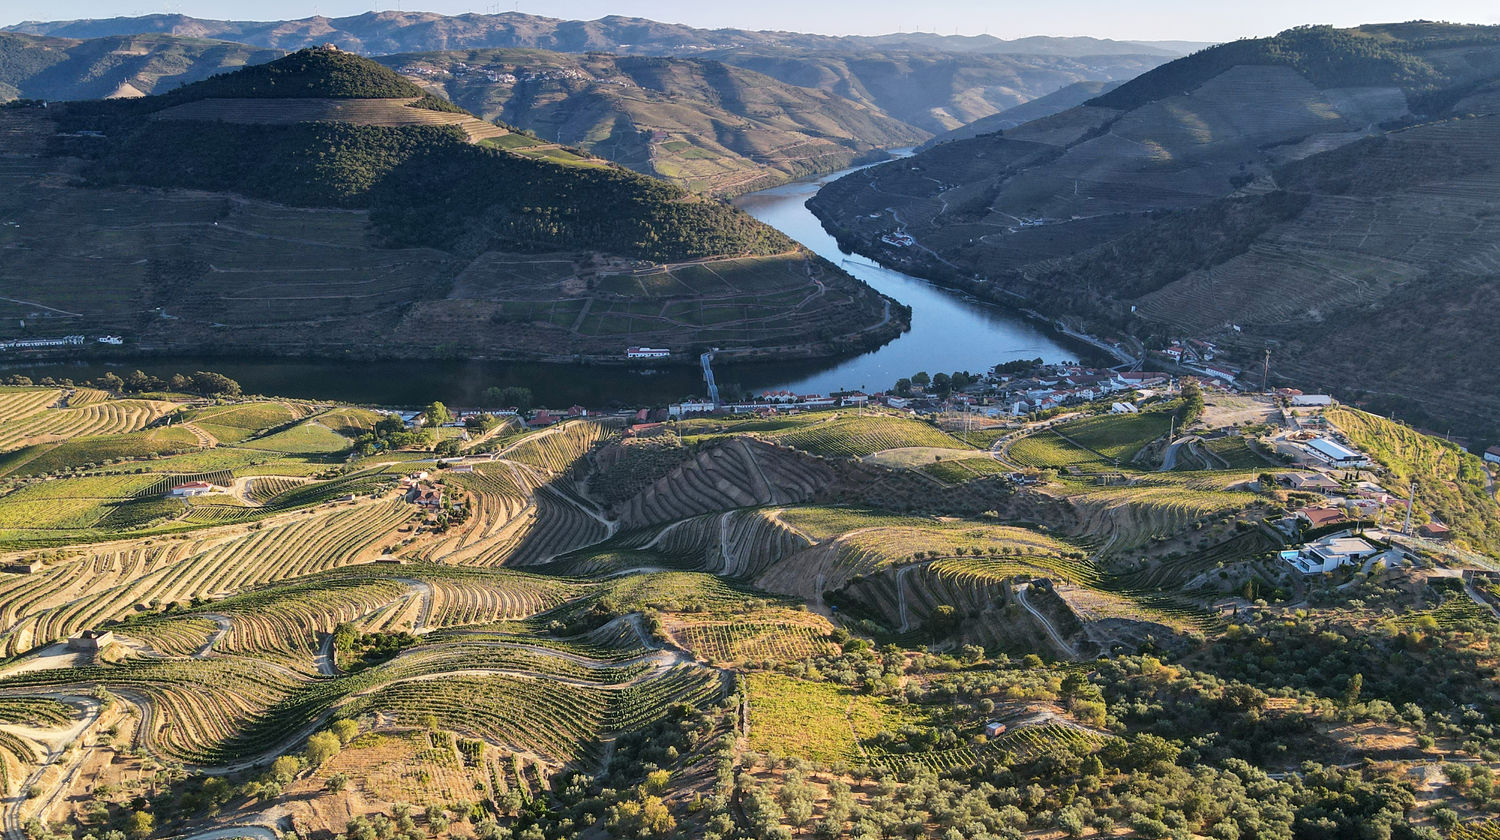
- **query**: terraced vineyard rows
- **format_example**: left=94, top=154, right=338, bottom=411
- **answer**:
left=615, top=439, right=835, bottom=528
left=214, top=578, right=411, bottom=669
left=505, top=487, right=610, bottom=566
left=504, top=421, right=609, bottom=474
left=424, top=574, right=572, bottom=628
left=765, top=414, right=970, bottom=459
left=677, top=621, right=838, bottom=664
left=0, top=388, right=63, bottom=429
left=246, top=476, right=305, bottom=502
left=0, top=400, right=173, bottom=451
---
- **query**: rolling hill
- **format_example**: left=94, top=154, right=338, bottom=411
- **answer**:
left=809, top=22, right=1500, bottom=442
left=375, top=49, right=926, bottom=195
left=917, top=79, right=1125, bottom=148
left=0, top=31, right=282, bottom=100
left=1, top=28, right=1175, bottom=195
left=0, top=47, right=904, bottom=363
left=4, top=11, right=1207, bottom=57
left=699, top=50, right=1163, bottom=135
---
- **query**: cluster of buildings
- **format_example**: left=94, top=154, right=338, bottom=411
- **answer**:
left=1156, top=339, right=1241, bottom=383
left=398, top=61, right=612, bottom=87
left=987, top=367, right=1174, bottom=417
left=625, top=346, right=671, bottom=359
left=0, top=334, right=121, bottom=351
left=1273, top=431, right=1371, bottom=469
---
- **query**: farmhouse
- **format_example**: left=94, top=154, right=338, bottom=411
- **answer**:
left=1304, top=437, right=1369, bottom=467
left=625, top=347, right=671, bottom=359
left=985, top=721, right=1008, bottom=738
left=169, top=481, right=216, bottom=497
left=1279, top=535, right=1382, bottom=574
left=1296, top=506, right=1348, bottom=528
left=67, top=630, right=114, bottom=651
left=410, top=485, right=443, bottom=508
left=668, top=401, right=716, bottom=418
left=1486, top=446, right=1500, bottom=465
left=1418, top=522, right=1453, bottom=540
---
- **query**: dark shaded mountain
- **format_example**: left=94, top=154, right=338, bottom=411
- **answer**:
left=0, top=31, right=282, bottom=100
left=4, top=11, right=1207, bottom=58
left=0, top=48, right=903, bottom=364
left=376, top=49, right=925, bottom=195
left=918, top=80, right=1124, bottom=149
left=809, top=22, right=1500, bottom=442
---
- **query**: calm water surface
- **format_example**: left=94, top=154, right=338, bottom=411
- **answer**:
left=7, top=161, right=1077, bottom=406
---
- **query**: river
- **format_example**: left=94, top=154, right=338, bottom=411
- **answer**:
left=4, top=161, right=1076, bottom=407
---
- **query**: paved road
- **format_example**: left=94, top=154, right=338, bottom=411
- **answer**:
left=1159, top=436, right=1200, bottom=471
left=1014, top=584, right=1077, bottom=659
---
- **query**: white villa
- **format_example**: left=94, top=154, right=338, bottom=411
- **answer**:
left=1279, top=535, right=1383, bottom=574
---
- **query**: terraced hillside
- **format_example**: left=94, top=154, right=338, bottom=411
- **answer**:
left=0, top=48, right=905, bottom=362
left=0, top=379, right=1491, bottom=840
left=811, top=22, right=1500, bottom=442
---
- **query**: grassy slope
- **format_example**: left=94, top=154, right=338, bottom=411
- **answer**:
left=1328, top=407, right=1500, bottom=555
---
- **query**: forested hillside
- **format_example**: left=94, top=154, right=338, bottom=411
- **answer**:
left=0, top=48, right=900, bottom=361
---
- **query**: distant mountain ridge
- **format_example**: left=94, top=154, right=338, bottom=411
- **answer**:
left=0, top=28, right=1173, bottom=195
left=0, top=31, right=281, bottom=100
left=4, top=11, right=1209, bottom=58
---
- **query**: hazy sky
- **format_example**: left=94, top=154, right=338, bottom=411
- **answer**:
left=4, top=0, right=1498, bottom=41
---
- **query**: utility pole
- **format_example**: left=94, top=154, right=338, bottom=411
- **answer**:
left=1403, top=480, right=1416, bottom=536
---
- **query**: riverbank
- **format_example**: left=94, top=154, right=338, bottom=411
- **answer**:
left=801, top=192, right=1140, bottom=369
left=3, top=162, right=1076, bottom=407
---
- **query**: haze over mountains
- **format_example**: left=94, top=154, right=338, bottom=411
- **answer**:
left=810, top=22, right=1500, bottom=441
left=3, top=11, right=1208, bottom=57
left=0, top=13, right=1187, bottom=193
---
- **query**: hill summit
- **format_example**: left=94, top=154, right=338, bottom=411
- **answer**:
left=0, top=47, right=904, bottom=363
left=166, top=45, right=425, bottom=101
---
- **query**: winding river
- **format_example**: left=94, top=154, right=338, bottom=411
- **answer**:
left=4, top=161, right=1075, bottom=406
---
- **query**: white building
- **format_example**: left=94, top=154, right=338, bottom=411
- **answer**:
left=626, top=347, right=671, bottom=359
left=169, top=481, right=215, bottom=497
left=1306, top=437, right=1369, bottom=468
left=1486, top=446, right=1500, bottom=466
left=668, top=401, right=716, bottom=418
left=1279, top=535, right=1382, bottom=574
left=1110, top=402, right=1139, bottom=414
left=1290, top=394, right=1334, bottom=407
